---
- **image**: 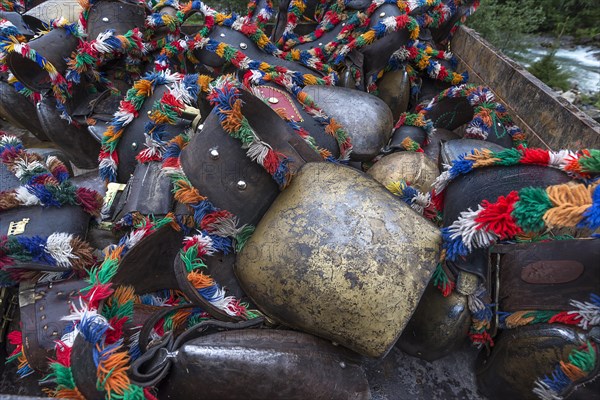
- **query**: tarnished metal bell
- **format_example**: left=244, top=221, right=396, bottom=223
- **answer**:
left=376, top=68, right=411, bottom=122
left=236, top=162, right=441, bottom=357
left=397, top=281, right=471, bottom=361
left=301, top=86, right=394, bottom=161
left=367, top=151, right=439, bottom=192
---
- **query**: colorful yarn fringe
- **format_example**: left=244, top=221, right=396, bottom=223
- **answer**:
left=420, top=84, right=527, bottom=147
left=98, top=70, right=182, bottom=182
left=533, top=341, right=597, bottom=400
left=0, top=135, right=103, bottom=216
left=386, top=180, right=440, bottom=221
left=180, top=235, right=259, bottom=319
left=0, top=233, right=95, bottom=277
left=393, top=111, right=435, bottom=142
left=207, top=75, right=293, bottom=188
left=2, top=18, right=84, bottom=104
left=6, top=330, right=33, bottom=378
left=442, top=182, right=600, bottom=262
left=434, top=148, right=600, bottom=194
left=499, top=294, right=600, bottom=331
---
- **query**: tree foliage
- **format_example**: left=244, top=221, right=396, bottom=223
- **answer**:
left=466, top=0, right=546, bottom=51
left=527, top=51, right=572, bottom=91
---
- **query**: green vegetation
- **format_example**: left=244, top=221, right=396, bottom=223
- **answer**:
left=467, top=0, right=546, bottom=52
left=468, top=0, right=600, bottom=45
left=527, top=51, right=572, bottom=91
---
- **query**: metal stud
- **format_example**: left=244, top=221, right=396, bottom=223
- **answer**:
left=209, top=148, right=219, bottom=160
left=147, top=110, right=152, bottom=115
left=220, top=33, right=225, bottom=37
left=43, top=325, right=48, bottom=330
left=41, top=315, right=46, bottom=320
left=379, top=12, right=386, bottom=17
left=48, top=283, right=53, bottom=289
left=131, top=142, right=138, bottom=150
left=267, top=97, right=279, bottom=104
left=52, top=331, right=58, bottom=336
left=318, top=42, right=323, bottom=46
left=339, top=361, right=346, bottom=369
left=57, top=291, right=63, bottom=296
left=237, top=180, right=247, bottom=190
left=39, top=306, right=44, bottom=311
left=67, top=300, right=72, bottom=304
left=102, top=17, right=109, bottom=22
left=240, top=42, right=248, bottom=50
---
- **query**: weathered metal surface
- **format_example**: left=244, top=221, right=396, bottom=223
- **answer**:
left=452, top=26, right=600, bottom=149
left=376, top=68, right=411, bottom=122
left=397, top=283, right=471, bottom=362
left=24, top=0, right=82, bottom=24
left=158, top=329, right=371, bottom=400
left=236, top=162, right=441, bottom=358
left=301, top=86, right=394, bottom=161
left=476, top=324, right=597, bottom=400
left=367, top=151, right=439, bottom=192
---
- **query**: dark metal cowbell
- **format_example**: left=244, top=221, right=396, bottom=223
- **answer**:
left=180, top=89, right=322, bottom=226
left=157, top=330, right=371, bottom=400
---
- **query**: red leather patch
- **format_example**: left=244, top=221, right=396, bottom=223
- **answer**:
left=255, top=86, right=303, bottom=123
left=521, top=260, right=584, bottom=284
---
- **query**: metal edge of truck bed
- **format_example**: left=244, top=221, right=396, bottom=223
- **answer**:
left=451, top=25, right=600, bottom=150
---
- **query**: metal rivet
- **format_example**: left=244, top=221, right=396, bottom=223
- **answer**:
left=39, top=306, right=44, bottom=311
left=57, top=291, right=63, bottom=296
left=220, top=33, right=225, bottom=37
left=318, top=42, right=323, bottom=46
left=339, top=361, right=346, bottom=369
left=41, top=315, right=46, bottom=320
left=147, top=110, right=152, bottom=115
left=267, top=97, right=279, bottom=104
left=237, top=180, right=247, bottom=190
left=379, top=12, right=386, bottom=17
left=67, top=300, right=72, bottom=304
left=48, top=283, right=52, bottom=289
left=239, top=42, right=248, bottom=50
left=43, top=325, right=48, bottom=330
left=52, top=331, right=58, bottom=336
left=102, top=17, right=109, bottom=22
left=332, top=341, right=339, bottom=346
left=131, top=142, right=138, bottom=150
left=209, top=148, right=219, bottom=159
left=342, top=23, right=345, bottom=26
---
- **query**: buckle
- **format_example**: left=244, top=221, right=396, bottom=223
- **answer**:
left=7, top=218, right=30, bottom=236
left=0, top=288, right=19, bottom=343
left=102, top=182, right=126, bottom=215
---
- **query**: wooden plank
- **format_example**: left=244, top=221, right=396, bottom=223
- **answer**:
left=451, top=26, right=600, bottom=150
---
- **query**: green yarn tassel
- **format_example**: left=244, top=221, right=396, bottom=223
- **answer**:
left=579, top=149, right=600, bottom=173
left=235, top=225, right=255, bottom=252
left=512, top=187, right=553, bottom=232
left=181, top=246, right=206, bottom=272
left=48, top=363, right=77, bottom=390
left=570, top=342, right=597, bottom=373
left=494, top=148, right=522, bottom=165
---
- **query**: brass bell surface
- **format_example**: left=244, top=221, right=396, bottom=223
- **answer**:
left=376, top=68, right=411, bottom=122
left=236, top=162, right=441, bottom=358
left=367, top=152, right=439, bottom=192
left=397, top=283, right=471, bottom=361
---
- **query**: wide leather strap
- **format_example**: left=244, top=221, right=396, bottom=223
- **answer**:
left=19, top=279, right=87, bottom=372
left=130, top=315, right=264, bottom=387
left=493, top=239, right=600, bottom=312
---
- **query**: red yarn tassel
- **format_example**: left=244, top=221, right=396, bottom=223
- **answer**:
left=475, top=191, right=522, bottom=239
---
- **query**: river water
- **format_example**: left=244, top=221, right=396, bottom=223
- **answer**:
left=509, top=37, right=600, bottom=94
